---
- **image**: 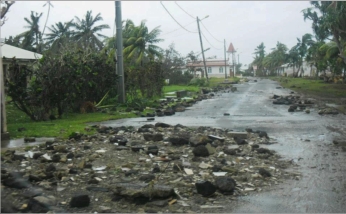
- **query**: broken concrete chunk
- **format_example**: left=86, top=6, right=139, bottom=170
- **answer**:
left=205, top=143, right=216, bottom=155
left=208, top=135, right=225, bottom=142
left=184, top=168, right=194, bottom=175
left=112, top=182, right=174, bottom=199
left=227, top=132, right=248, bottom=139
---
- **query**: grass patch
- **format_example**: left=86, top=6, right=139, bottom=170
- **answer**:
left=6, top=100, right=138, bottom=139
left=163, top=85, right=200, bottom=93
left=270, top=77, right=346, bottom=98
left=6, top=77, right=243, bottom=139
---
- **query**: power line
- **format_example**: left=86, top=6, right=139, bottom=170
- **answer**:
left=200, top=20, right=223, bottom=43
left=201, top=30, right=221, bottom=50
left=161, top=20, right=197, bottom=36
left=160, top=1, right=197, bottom=34
left=175, top=1, right=195, bottom=19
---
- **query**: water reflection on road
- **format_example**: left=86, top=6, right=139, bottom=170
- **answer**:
left=92, top=78, right=346, bottom=212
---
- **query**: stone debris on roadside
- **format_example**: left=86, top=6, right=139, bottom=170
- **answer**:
left=1, top=123, right=299, bottom=213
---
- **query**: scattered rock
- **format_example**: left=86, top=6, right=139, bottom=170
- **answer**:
left=258, top=168, right=272, bottom=178
left=215, top=177, right=236, bottom=194
left=193, top=145, right=209, bottom=157
left=139, top=174, right=156, bottom=183
left=24, top=137, right=35, bottom=143
left=144, top=134, right=163, bottom=142
left=155, top=123, right=171, bottom=128
left=70, top=194, right=90, bottom=208
left=195, top=181, right=216, bottom=197
left=112, top=183, right=174, bottom=199
left=3, top=178, right=30, bottom=189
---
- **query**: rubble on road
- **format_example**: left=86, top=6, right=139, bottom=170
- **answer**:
left=1, top=123, right=299, bottom=213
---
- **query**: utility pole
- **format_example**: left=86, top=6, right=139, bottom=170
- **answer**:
left=115, top=1, right=125, bottom=103
left=197, top=16, right=208, bottom=82
left=224, top=39, right=227, bottom=79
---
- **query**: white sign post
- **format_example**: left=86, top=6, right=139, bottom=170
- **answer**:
left=253, top=65, right=257, bottom=77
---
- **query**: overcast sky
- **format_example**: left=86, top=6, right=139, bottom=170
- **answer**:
left=0, top=1, right=314, bottom=68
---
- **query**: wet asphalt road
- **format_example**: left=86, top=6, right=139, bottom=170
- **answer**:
left=95, top=78, right=346, bottom=213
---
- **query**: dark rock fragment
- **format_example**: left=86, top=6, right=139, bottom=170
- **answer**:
left=258, top=168, right=272, bottom=178
left=192, top=145, right=209, bottom=157
left=70, top=194, right=90, bottom=208
left=195, top=181, right=216, bottom=197
left=214, top=177, right=236, bottom=194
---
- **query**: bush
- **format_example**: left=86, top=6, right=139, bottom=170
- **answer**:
left=6, top=45, right=118, bottom=121
left=188, top=78, right=209, bottom=87
left=165, top=70, right=194, bottom=85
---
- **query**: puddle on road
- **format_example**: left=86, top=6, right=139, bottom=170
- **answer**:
left=1, top=137, right=55, bottom=149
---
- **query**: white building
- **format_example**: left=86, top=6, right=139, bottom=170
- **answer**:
left=186, top=58, right=231, bottom=78
left=280, top=62, right=315, bottom=77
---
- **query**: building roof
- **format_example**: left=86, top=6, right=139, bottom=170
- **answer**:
left=1, top=44, right=42, bottom=60
left=227, top=43, right=235, bottom=53
left=187, top=59, right=230, bottom=67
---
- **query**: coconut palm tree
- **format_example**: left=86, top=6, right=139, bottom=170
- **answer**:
left=19, top=11, right=43, bottom=52
left=72, top=10, right=110, bottom=50
left=252, top=42, right=266, bottom=75
left=292, top=33, right=314, bottom=77
left=45, top=20, right=74, bottom=50
left=123, top=20, right=163, bottom=65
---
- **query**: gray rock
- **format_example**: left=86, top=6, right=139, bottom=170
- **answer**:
left=3, top=178, right=30, bottom=189
left=46, top=164, right=56, bottom=173
left=189, top=135, right=210, bottom=147
left=51, top=154, right=61, bottom=162
left=169, top=135, right=189, bottom=146
left=147, top=145, right=159, bottom=155
left=33, top=195, right=56, bottom=206
left=146, top=200, right=168, bottom=207
left=227, top=132, right=248, bottom=139
left=24, top=137, right=35, bottom=142
left=155, top=123, right=171, bottom=128
left=143, top=134, right=163, bottom=142
left=139, top=174, right=156, bottom=183
left=22, top=188, right=44, bottom=198
left=86, top=186, right=110, bottom=192
left=256, top=148, right=273, bottom=155
left=205, top=143, right=216, bottom=155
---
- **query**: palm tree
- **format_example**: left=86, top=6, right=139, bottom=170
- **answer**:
left=45, top=20, right=74, bottom=50
left=19, top=11, right=43, bottom=52
left=292, top=33, right=314, bottom=77
left=104, top=19, right=136, bottom=51
left=72, top=10, right=110, bottom=50
left=252, top=42, right=266, bottom=76
left=41, top=1, right=54, bottom=37
left=123, top=20, right=163, bottom=65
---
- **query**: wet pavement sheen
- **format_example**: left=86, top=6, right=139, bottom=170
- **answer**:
left=92, top=78, right=346, bottom=212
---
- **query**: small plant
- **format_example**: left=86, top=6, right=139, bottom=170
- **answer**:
left=188, top=78, right=209, bottom=87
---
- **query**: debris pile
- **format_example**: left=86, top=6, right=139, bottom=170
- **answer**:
left=1, top=124, right=299, bottom=213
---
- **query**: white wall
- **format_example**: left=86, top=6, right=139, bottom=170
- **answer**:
left=207, top=66, right=230, bottom=78
left=284, top=62, right=314, bottom=77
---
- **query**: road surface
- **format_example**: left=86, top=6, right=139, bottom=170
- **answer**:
left=95, top=78, right=346, bottom=213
